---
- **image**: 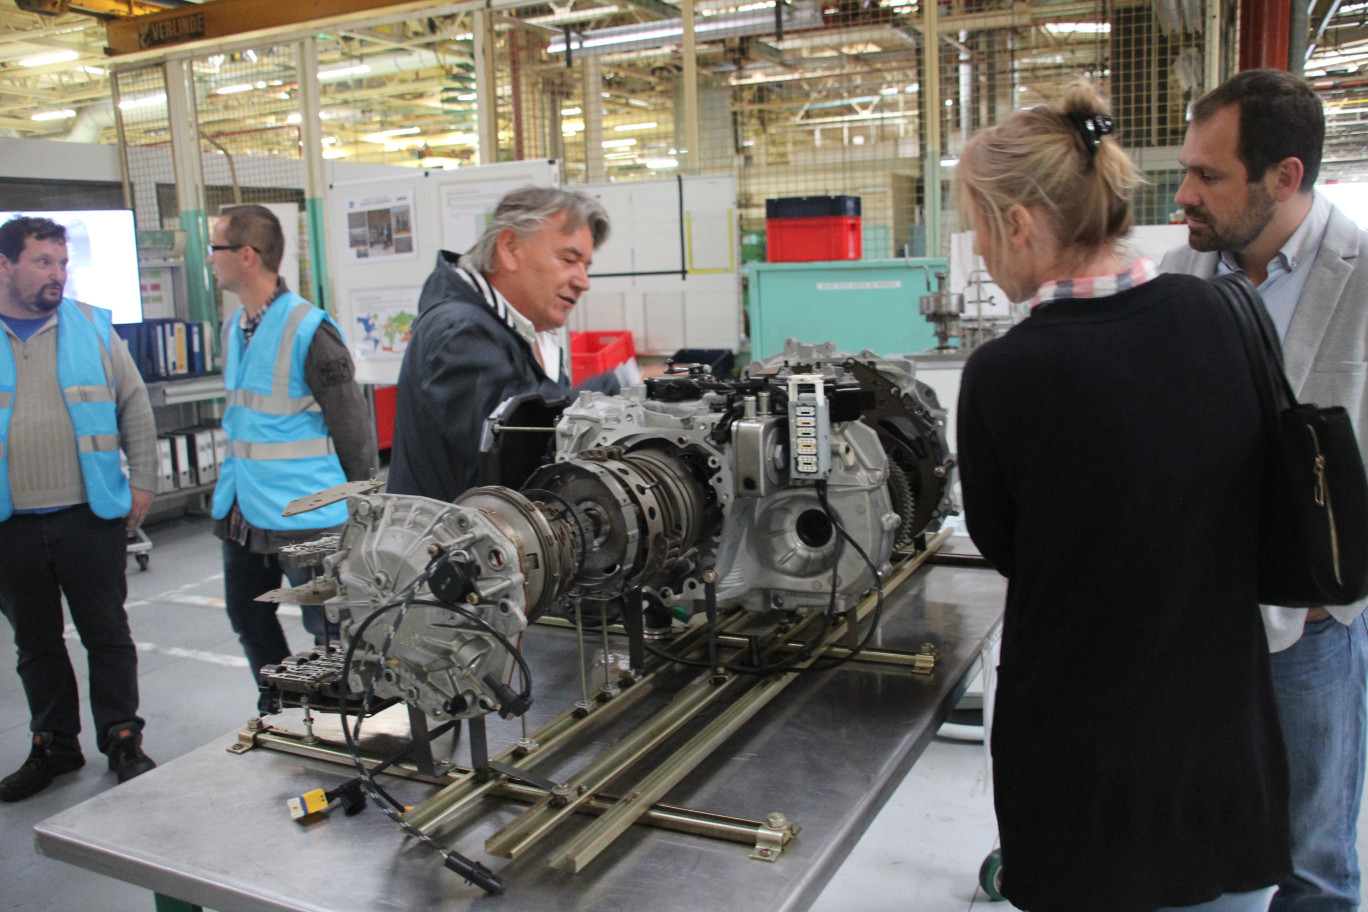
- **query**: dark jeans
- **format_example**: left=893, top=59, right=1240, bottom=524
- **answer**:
left=221, top=538, right=337, bottom=684
left=0, top=505, right=142, bottom=755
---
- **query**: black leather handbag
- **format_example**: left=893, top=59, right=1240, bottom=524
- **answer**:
left=1211, top=272, right=1368, bottom=607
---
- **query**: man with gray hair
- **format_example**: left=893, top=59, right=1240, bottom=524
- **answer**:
left=388, top=186, right=620, bottom=501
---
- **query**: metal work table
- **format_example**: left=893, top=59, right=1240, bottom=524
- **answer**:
left=34, top=561, right=1004, bottom=912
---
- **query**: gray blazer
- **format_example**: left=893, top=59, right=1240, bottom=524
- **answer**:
left=1161, top=203, right=1368, bottom=641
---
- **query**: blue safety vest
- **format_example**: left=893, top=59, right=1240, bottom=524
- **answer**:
left=0, top=298, right=131, bottom=521
left=212, top=292, right=348, bottom=530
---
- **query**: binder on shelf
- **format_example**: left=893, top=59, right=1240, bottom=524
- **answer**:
left=167, top=433, right=192, bottom=488
left=211, top=427, right=227, bottom=473
left=191, top=428, right=217, bottom=486
left=187, top=323, right=203, bottom=373
left=154, top=438, right=175, bottom=493
left=117, top=319, right=223, bottom=382
left=173, top=323, right=188, bottom=375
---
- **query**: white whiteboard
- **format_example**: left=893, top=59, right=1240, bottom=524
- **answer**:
left=573, top=174, right=743, bottom=355
left=329, top=159, right=561, bottom=385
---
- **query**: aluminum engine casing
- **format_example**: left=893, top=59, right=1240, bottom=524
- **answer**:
left=550, top=377, right=903, bottom=615
left=323, top=493, right=532, bottom=721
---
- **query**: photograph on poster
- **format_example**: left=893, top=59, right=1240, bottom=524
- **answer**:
left=351, top=286, right=421, bottom=358
left=342, top=187, right=417, bottom=262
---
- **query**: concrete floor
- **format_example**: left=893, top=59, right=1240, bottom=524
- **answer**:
left=1, top=515, right=1365, bottom=912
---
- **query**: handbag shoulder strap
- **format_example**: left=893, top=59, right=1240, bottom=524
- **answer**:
left=1208, top=272, right=1298, bottom=415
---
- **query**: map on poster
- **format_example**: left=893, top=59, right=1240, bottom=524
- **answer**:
left=351, top=286, right=421, bottom=357
left=343, top=186, right=417, bottom=263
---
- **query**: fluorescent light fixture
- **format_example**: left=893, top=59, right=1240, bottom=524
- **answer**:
left=645, top=158, right=678, bottom=169
left=548, top=2, right=821, bottom=58
left=940, top=158, right=959, bottom=167
left=880, top=87, right=899, bottom=95
left=562, top=122, right=585, bottom=133
left=614, top=122, right=657, bottom=132
left=322, top=148, right=348, bottom=159
left=602, top=138, right=637, bottom=148
left=455, top=93, right=476, bottom=101
left=216, top=83, right=256, bottom=95
left=20, top=50, right=79, bottom=68
left=79, top=66, right=106, bottom=76
left=31, top=109, right=76, bottom=121
left=562, top=107, right=582, bottom=116
left=285, top=113, right=302, bottom=124
left=118, top=93, right=167, bottom=110
left=526, top=4, right=620, bottom=26
left=1043, top=21, right=1111, bottom=35
left=604, top=151, right=637, bottom=160
left=319, top=64, right=371, bottom=80
left=362, top=127, right=422, bottom=143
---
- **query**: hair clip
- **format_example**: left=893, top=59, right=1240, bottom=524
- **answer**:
left=1068, top=112, right=1116, bottom=156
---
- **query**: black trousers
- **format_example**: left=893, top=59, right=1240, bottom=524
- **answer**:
left=0, top=504, right=142, bottom=755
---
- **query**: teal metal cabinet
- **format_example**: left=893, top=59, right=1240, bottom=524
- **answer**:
left=745, top=258, right=947, bottom=360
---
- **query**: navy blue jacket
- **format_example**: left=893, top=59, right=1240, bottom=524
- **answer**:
left=388, top=251, right=620, bottom=501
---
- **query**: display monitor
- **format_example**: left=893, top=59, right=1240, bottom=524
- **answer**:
left=0, top=208, right=143, bottom=324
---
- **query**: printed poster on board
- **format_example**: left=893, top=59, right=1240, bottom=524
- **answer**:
left=351, top=287, right=421, bottom=359
left=342, top=186, right=417, bottom=263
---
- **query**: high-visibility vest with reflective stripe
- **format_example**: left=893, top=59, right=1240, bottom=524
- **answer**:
left=0, top=298, right=130, bottom=521
left=211, top=292, right=348, bottom=530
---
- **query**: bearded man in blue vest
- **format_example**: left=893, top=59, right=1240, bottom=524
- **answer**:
left=0, top=216, right=158, bottom=802
left=208, top=205, right=376, bottom=716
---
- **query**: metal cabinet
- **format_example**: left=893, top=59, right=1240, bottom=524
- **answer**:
left=745, top=257, right=947, bottom=360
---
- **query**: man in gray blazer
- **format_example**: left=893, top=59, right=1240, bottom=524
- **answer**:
left=1162, top=68, right=1368, bottom=912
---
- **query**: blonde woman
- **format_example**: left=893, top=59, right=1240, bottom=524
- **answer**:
left=956, top=83, right=1290, bottom=912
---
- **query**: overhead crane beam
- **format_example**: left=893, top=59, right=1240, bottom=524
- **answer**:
left=15, top=0, right=185, bottom=18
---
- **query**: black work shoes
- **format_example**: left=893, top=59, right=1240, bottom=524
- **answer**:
left=0, top=732, right=85, bottom=802
left=106, top=726, right=156, bottom=784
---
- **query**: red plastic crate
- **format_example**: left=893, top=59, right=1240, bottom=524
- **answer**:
left=570, top=331, right=635, bottom=383
left=766, top=215, right=862, bottom=262
left=373, top=385, right=397, bottom=451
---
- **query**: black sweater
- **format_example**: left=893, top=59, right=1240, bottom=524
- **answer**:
left=958, top=273, right=1290, bottom=912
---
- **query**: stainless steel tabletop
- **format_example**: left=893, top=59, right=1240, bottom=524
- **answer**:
left=34, top=562, right=1005, bottom=912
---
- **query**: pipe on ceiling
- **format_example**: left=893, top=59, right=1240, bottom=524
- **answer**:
left=56, top=47, right=463, bottom=143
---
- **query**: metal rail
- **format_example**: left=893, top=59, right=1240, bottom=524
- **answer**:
left=229, top=529, right=951, bottom=872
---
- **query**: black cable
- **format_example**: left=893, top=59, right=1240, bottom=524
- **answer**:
left=642, top=479, right=887, bottom=676
left=796, top=480, right=886, bottom=673
left=334, top=560, right=524, bottom=894
left=338, top=600, right=502, bottom=892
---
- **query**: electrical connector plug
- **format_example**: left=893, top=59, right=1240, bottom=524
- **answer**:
left=443, top=852, right=503, bottom=895
left=287, top=789, right=330, bottom=820
left=332, top=779, right=367, bottom=816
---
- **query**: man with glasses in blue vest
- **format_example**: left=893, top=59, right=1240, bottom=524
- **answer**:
left=0, top=215, right=158, bottom=801
left=208, top=205, right=376, bottom=716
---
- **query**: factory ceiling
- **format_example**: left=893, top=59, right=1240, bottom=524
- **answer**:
left=1, top=0, right=1368, bottom=180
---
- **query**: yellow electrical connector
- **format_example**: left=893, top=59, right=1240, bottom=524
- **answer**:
left=287, top=789, right=330, bottom=820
